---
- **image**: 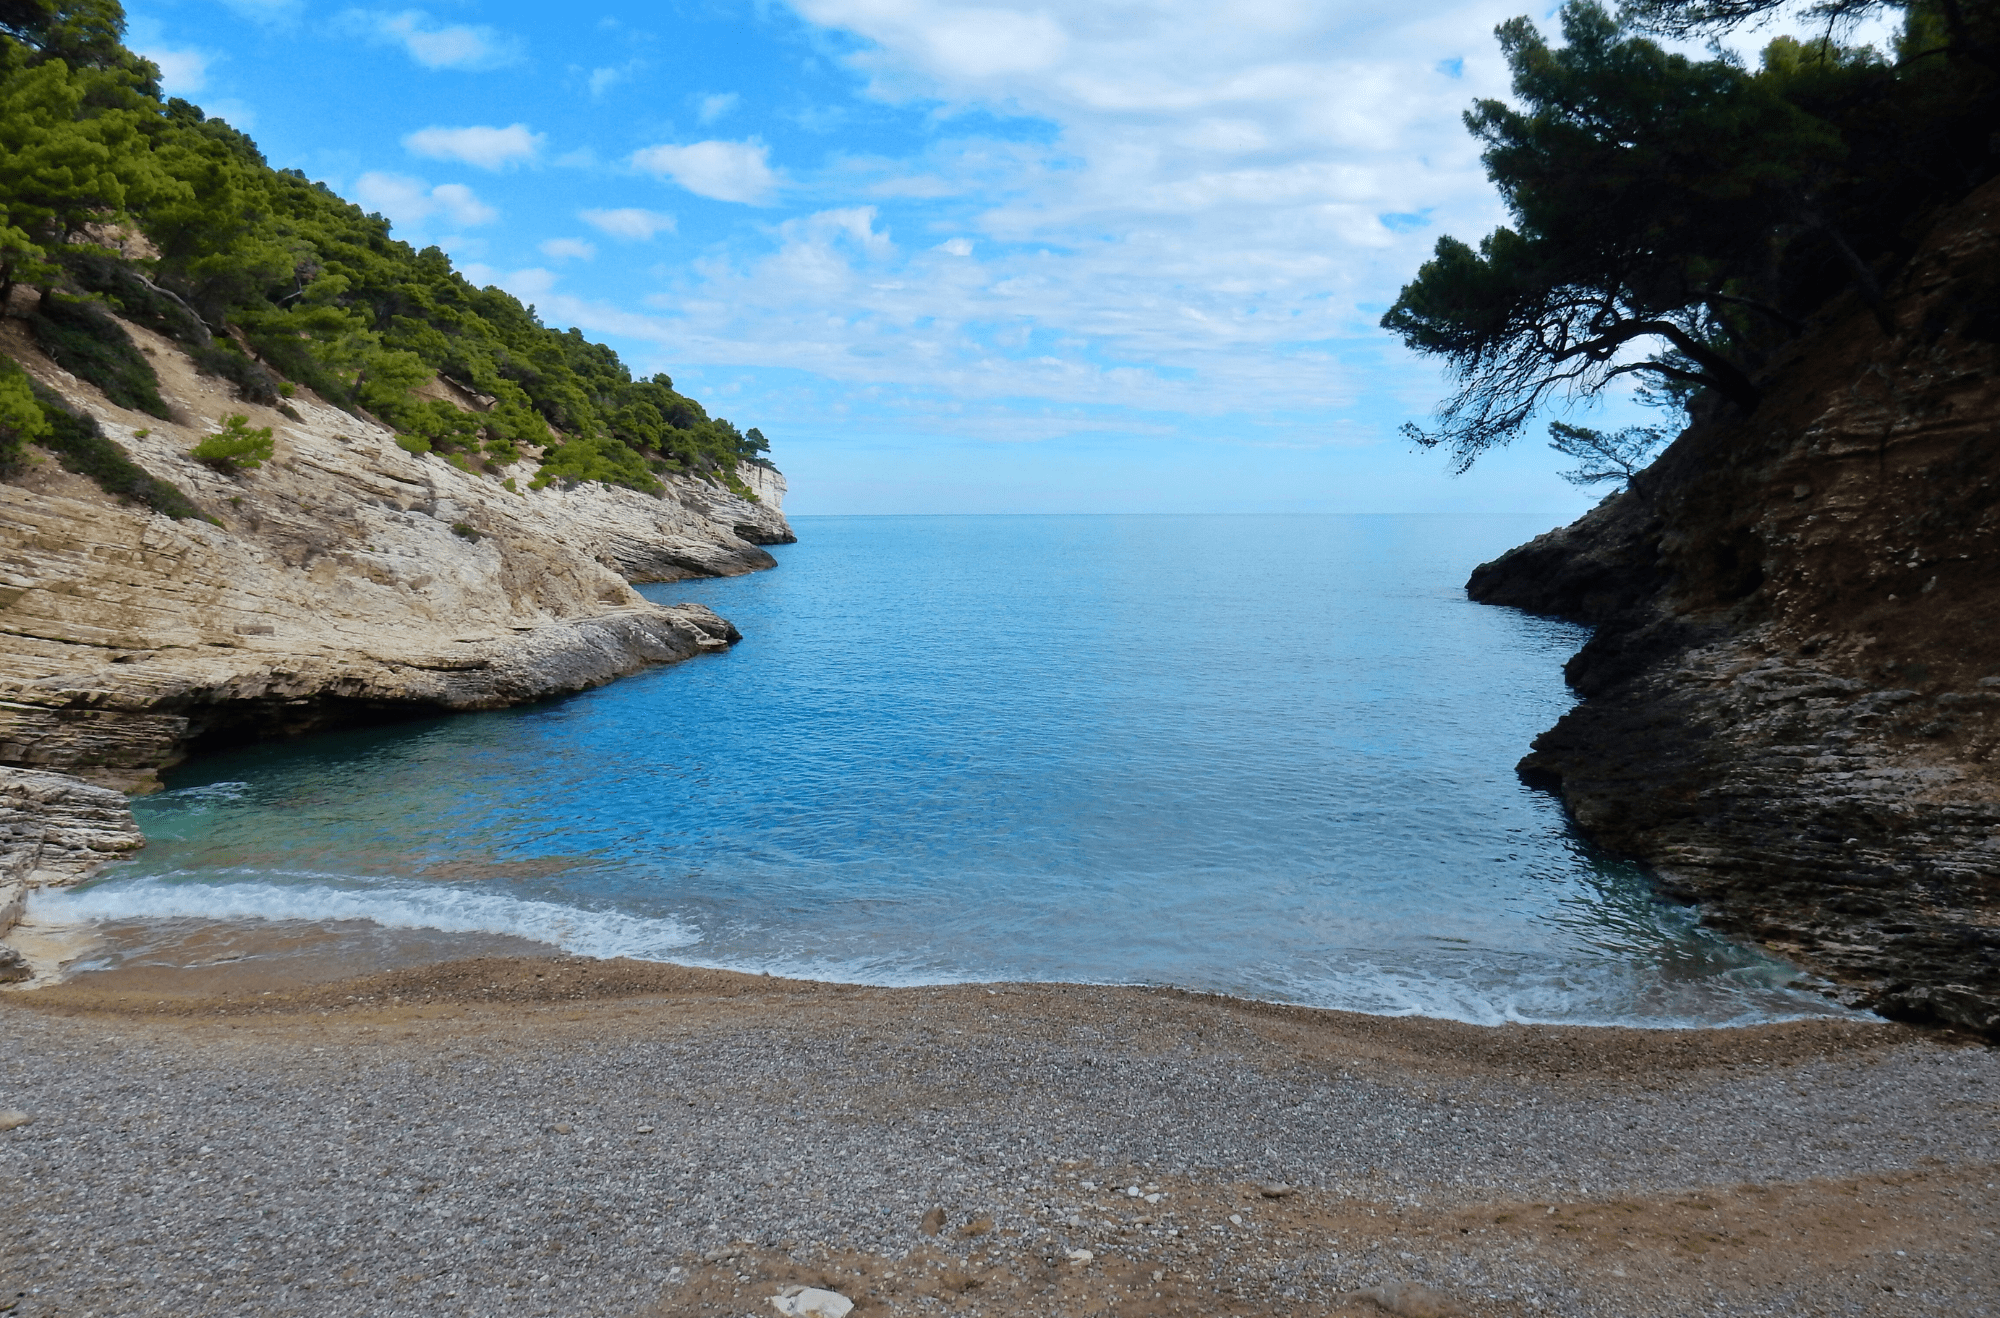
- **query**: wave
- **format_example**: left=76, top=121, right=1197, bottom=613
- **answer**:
left=27, top=874, right=1850, bottom=1028
left=29, top=874, right=702, bottom=962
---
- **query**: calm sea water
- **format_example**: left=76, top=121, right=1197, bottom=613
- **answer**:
left=40, top=515, right=1849, bottom=1026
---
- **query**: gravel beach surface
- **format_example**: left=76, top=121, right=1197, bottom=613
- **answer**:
left=2, top=956, right=1996, bottom=1317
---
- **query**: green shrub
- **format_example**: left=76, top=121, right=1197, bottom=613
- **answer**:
left=29, top=295, right=171, bottom=419
left=530, top=432, right=660, bottom=493
left=240, top=324, right=355, bottom=409
left=394, top=432, right=431, bottom=455
left=0, top=359, right=51, bottom=475
left=450, top=521, right=481, bottom=541
left=190, top=414, right=274, bottom=474
left=56, top=249, right=212, bottom=348
left=23, top=380, right=203, bottom=519
left=190, top=341, right=280, bottom=405
left=390, top=397, right=485, bottom=456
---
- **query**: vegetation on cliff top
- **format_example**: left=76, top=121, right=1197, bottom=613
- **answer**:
left=1384, top=0, right=1998, bottom=472
left=0, top=0, right=771, bottom=500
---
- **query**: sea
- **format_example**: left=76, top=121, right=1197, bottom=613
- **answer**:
left=34, top=514, right=1855, bottom=1027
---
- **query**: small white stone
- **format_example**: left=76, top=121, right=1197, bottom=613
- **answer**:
left=1066, top=1249, right=1094, bottom=1264
left=1228, top=1214, right=1242, bottom=1226
left=0, top=1110, right=32, bottom=1132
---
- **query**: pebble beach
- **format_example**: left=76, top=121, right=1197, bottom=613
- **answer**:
left=3, top=956, right=1996, bottom=1317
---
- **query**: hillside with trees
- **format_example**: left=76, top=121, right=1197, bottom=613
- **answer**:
left=1384, top=0, right=1996, bottom=474
left=0, top=0, right=770, bottom=499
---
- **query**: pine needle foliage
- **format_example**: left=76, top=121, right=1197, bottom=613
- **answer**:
left=1384, top=0, right=1999, bottom=470
left=190, top=412, right=272, bottom=474
left=1, top=1, right=773, bottom=494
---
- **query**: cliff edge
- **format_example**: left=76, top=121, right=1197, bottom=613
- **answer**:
left=1, top=301, right=794, bottom=795
left=1469, top=178, right=2000, bottom=1035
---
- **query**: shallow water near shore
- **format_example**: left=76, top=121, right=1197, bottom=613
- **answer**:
left=40, top=514, right=1850, bottom=1025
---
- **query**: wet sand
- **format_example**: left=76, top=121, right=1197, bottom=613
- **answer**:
left=2, top=953, right=1995, bottom=1317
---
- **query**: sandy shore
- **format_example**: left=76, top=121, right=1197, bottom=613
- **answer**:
left=1, top=954, right=1995, bottom=1318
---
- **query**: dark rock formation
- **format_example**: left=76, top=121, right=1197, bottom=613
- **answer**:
left=1469, top=178, right=2000, bottom=1036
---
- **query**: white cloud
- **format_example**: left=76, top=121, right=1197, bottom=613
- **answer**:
left=540, top=238, right=597, bottom=262
left=403, top=123, right=543, bottom=170
left=451, top=0, right=1846, bottom=474
left=199, top=98, right=260, bottom=131
left=354, top=173, right=498, bottom=228
left=343, top=9, right=524, bottom=70
left=632, top=140, right=780, bottom=205
left=499, top=268, right=559, bottom=301
left=586, top=60, right=646, bottom=98
left=581, top=0, right=1536, bottom=426
left=429, top=183, right=497, bottom=226
left=138, top=45, right=211, bottom=95
left=580, top=208, right=677, bottom=240
left=697, top=92, right=740, bottom=124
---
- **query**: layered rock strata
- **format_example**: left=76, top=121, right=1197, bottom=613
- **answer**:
left=0, top=766, right=144, bottom=978
left=1470, top=179, right=2000, bottom=1035
left=1, top=305, right=790, bottom=795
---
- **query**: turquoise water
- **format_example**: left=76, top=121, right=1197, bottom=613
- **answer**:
left=41, top=515, right=1849, bottom=1025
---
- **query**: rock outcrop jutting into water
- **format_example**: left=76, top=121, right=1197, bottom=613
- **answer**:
left=0, top=299, right=793, bottom=929
left=1469, top=177, right=2000, bottom=1037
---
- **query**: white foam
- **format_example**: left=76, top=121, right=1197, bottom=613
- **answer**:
left=1244, top=955, right=1853, bottom=1029
left=29, top=875, right=702, bottom=961
left=162, top=781, right=252, bottom=803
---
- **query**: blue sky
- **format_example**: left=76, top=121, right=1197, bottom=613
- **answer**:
left=120, top=0, right=1765, bottom=517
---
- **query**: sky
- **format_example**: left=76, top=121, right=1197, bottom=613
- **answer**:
left=116, top=0, right=1852, bottom=517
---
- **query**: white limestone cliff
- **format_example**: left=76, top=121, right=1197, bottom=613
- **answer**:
left=0, top=307, right=792, bottom=797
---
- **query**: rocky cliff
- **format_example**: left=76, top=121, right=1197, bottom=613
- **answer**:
left=1, top=300, right=794, bottom=796
left=0, top=766, right=144, bottom=980
left=1469, top=178, right=2000, bottom=1036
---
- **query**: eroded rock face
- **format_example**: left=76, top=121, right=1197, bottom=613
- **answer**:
left=0, top=766, right=141, bottom=886
left=1470, top=179, right=2000, bottom=1036
left=0, top=765, right=144, bottom=951
left=0, top=306, right=789, bottom=790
